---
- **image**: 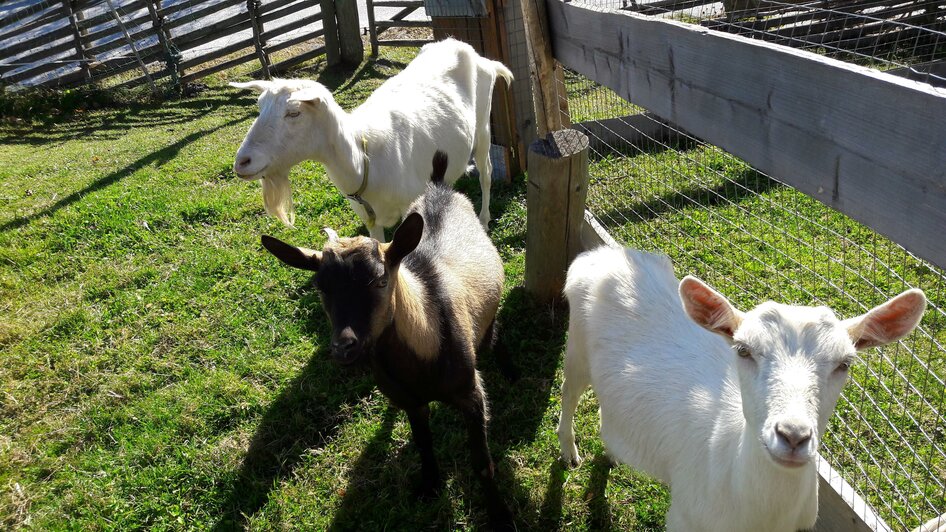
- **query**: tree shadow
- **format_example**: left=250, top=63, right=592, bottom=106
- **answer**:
left=213, top=279, right=376, bottom=530
left=0, top=111, right=253, bottom=232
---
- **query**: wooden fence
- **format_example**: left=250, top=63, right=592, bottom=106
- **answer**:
left=0, top=0, right=363, bottom=90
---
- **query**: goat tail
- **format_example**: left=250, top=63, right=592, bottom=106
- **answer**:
left=430, top=151, right=449, bottom=185
left=482, top=57, right=514, bottom=87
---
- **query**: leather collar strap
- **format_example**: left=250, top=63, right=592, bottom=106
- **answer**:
left=346, top=134, right=376, bottom=229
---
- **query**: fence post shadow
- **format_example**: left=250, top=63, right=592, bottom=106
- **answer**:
left=585, top=453, right=614, bottom=531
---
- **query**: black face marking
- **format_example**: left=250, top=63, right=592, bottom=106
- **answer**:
left=316, top=245, right=387, bottom=364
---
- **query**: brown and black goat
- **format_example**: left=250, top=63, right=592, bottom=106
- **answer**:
left=260, top=152, right=513, bottom=528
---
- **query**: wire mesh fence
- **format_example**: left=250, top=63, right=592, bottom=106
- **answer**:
left=560, top=1, right=946, bottom=528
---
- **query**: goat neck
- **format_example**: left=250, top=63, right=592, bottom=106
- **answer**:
left=388, top=265, right=441, bottom=361
left=312, top=109, right=366, bottom=201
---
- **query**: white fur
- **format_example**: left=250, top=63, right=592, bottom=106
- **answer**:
left=558, top=246, right=926, bottom=532
left=230, top=38, right=513, bottom=240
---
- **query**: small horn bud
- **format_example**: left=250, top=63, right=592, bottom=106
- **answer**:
left=322, top=227, right=339, bottom=242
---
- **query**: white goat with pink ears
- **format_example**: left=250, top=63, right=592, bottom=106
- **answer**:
left=230, top=38, right=512, bottom=241
left=559, top=246, right=926, bottom=532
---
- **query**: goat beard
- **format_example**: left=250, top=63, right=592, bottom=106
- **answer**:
left=261, top=172, right=295, bottom=227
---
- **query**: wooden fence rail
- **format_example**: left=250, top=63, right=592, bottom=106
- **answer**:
left=0, top=0, right=359, bottom=90
left=545, top=0, right=946, bottom=272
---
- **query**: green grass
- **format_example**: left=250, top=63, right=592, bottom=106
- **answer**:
left=0, top=48, right=671, bottom=530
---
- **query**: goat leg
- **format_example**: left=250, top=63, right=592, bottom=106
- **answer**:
left=405, top=404, right=440, bottom=499
left=457, top=378, right=514, bottom=530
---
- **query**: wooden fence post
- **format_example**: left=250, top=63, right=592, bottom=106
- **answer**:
left=62, top=0, right=92, bottom=84
left=336, top=0, right=364, bottom=65
left=321, top=0, right=341, bottom=65
left=247, top=0, right=273, bottom=78
left=521, top=0, right=589, bottom=303
left=525, top=128, right=589, bottom=303
left=146, top=0, right=183, bottom=89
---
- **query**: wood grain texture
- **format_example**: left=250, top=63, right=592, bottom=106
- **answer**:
left=546, top=0, right=946, bottom=270
left=525, top=129, right=590, bottom=303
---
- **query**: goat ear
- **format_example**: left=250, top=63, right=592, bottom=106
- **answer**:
left=261, top=235, right=321, bottom=271
left=386, top=213, right=423, bottom=265
left=842, top=289, right=926, bottom=350
left=289, top=87, right=325, bottom=107
left=229, top=80, right=271, bottom=93
left=679, top=276, right=743, bottom=339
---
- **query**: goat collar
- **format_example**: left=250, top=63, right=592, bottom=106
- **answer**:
left=346, top=134, right=377, bottom=230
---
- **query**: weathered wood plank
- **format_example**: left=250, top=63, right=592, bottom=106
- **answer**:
left=547, top=0, right=946, bottom=270
left=424, top=0, right=487, bottom=17
left=0, top=25, right=73, bottom=58
left=525, top=129, right=590, bottom=303
left=374, top=38, right=433, bottom=47
left=257, top=44, right=326, bottom=75
left=162, top=0, right=244, bottom=30
left=0, top=4, right=67, bottom=42
left=261, top=13, right=323, bottom=42
left=336, top=0, right=363, bottom=64
left=178, top=37, right=253, bottom=69
left=814, top=455, right=892, bottom=532
left=321, top=0, right=340, bottom=65
left=0, top=0, right=62, bottom=31
left=503, top=0, right=539, bottom=161
left=264, top=27, right=324, bottom=54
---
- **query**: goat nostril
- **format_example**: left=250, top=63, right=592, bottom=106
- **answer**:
left=775, top=421, right=813, bottom=449
left=333, top=337, right=356, bottom=351
left=237, top=156, right=252, bottom=168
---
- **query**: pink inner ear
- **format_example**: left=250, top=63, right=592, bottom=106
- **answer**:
left=681, top=278, right=737, bottom=337
left=857, top=291, right=926, bottom=348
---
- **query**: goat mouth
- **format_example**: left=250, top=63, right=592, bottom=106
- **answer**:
left=332, top=349, right=366, bottom=366
left=766, top=449, right=811, bottom=469
left=236, top=171, right=265, bottom=181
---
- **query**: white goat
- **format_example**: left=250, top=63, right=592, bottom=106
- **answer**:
left=558, top=246, right=927, bottom=532
left=230, top=38, right=513, bottom=241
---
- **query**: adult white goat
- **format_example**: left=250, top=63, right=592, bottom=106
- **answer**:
left=558, top=246, right=927, bottom=532
left=230, top=38, right=513, bottom=241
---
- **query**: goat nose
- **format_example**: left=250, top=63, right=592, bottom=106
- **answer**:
left=236, top=155, right=252, bottom=169
left=333, top=335, right=356, bottom=352
left=775, top=420, right=813, bottom=450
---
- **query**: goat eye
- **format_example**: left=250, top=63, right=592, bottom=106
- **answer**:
left=375, top=278, right=387, bottom=288
left=735, top=345, right=752, bottom=358
left=836, top=361, right=851, bottom=373
left=286, top=110, right=301, bottom=118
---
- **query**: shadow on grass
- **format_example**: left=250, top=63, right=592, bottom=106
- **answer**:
left=595, top=167, right=780, bottom=227
left=0, top=111, right=253, bottom=233
left=584, top=454, right=614, bottom=531
left=214, top=280, right=377, bottom=530
left=0, top=92, right=248, bottom=146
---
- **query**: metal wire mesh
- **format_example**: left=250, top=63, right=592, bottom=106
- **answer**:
left=561, top=1, right=946, bottom=526
left=595, top=0, right=946, bottom=86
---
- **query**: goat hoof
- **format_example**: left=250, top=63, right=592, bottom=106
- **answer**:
left=560, top=448, right=582, bottom=469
